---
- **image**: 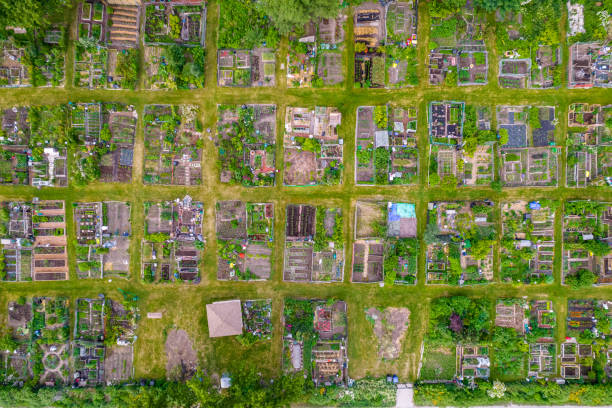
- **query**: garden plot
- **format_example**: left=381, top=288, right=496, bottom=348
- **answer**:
left=365, top=307, right=410, bottom=359
left=216, top=201, right=274, bottom=281
left=0, top=106, right=30, bottom=184
left=240, top=299, right=273, bottom=344
left=0, top=25, right=65, bottom=88
left=217, top=0, right=279, bottom=87
left=143, top=104, right=203, bottom=186
left=216, top=104, right=276, bottom=187
left=353, top=2, right=386, bottom=88
left=530, top=45, right=562, bottom=89
left=282, top=299, right=348, bottom=387
left=142, top=1, right=206, bottom=89
left=144, top=1, right=205, bottom=46
left=74, top=201, right=131, bottom=279
left=498, top=105, right=559, bottom=187
left=501, top=200, right=557, bottom=284
left=104, top=298, right=139, bottom=384
left=566, top=105, right=612, bottom=188
left=560, top=341, right=598, bottom=380
left=287, top=11, right=347, bottom=87
left=217, top=48, right=275, bottom=87
left=31, top=201, right=68, bottom=281
left=425, top=201, right=495, bottom=286
left=284, top=204, right=344, bottom=283
left=457, top=51, right=487, bottom=86
left=569, top=103, right=606, bottom=128
left=385, top=1, right=418, bottom=88
left=30, top=297, right=71, bottom=386
left=419, top=296, right=491, bottom=381
left=568, top=42, right=612, bottom=89
left=70, top=102, right=137, bottom=184
left=76, top=0, right=141, bottom=89
left=563, top=201, right=612, bottom=286
left=566, top=2, right=612, bottom=89
left=143, top=196, right=204, bottom=283
left=74, top=41, right=108, bottom=89
left=427, top=2, right=487, bottom=86
left=1, top=300, right=33, bottom=383
left=106, top=48, right=139, bottom=90
left=0, top=202, right=34, bottom=282
left=529, top=343, right=556, bottom=378
left=495, top=2, right=562, bottom=89
left=0, top=106, right=30, bottom=146
left=566, top=131, right=610, bottom=187
left=144, top=45, right=205, bottom=89
left=284, top=107, right=343, bottom=186
left=355, top=105, right=418, bottom=185
left=527, top=300, right=556, bottom=343
left=0, top=40, right=30, bottom=87
left=428, top=101, right=465, bottom=145
left=429, top=105, right=496, bottom=188
left=566, top=299, right=612, bottom=376
left=457, top=345, right=490, bottom=379
left=73, top=297, right=105, bottom=386
left=28, top=105, right=69, bottom=187
left=78, top=1, right=107, bottom=44
left=353, top=201, right=418, bottom=285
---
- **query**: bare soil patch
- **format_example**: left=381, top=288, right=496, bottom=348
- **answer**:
left=165, top=329, right=198, bottom=381
left=365, top=307, right=410, bottom=359
left=355, top=201, right=384, bottom=238
left=104, top=345, right=133, bottom=384
left=284, top=149, right=317, bottom=185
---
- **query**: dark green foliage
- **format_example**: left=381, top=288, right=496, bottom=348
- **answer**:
left=415, top=381, right=612, bottom=406
left=566, top=269, right=598, bottom=288
left=492, top=327, right=527, bottom=377
left=474, top=0, right=521, bottom=13
left=429, top=0, right=467, bottom=17
left=218, top=0, right=280, bottom=49
left=427, top=296, right=491, bottom=345
left=496, top=0, right=563, bottom=54
left=0, top=0, right=67, bottom=33
left=283, top=299, right=315, bottom=339
left=258, top=0, right=340, bottom=35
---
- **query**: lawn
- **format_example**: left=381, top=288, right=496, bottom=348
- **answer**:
left=419, top=343, right=456, bottom=381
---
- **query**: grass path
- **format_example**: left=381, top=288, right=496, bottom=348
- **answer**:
left=0, top=1, right=609, bottom=383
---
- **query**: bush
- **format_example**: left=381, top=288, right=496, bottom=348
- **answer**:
left=566, top=269, right=598, bottom=288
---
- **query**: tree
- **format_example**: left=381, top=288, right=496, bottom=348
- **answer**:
left=440, top=174, right=458, bottom=191
left=100, top=124, right=112, bottom=142
left=0, top=0, right=68, bottom=32
left=373, top=106, right=387, bottom=129
left=498, top=128, right=509, bottom=146
left=258, top=0, right=340, bottom=35
left=0, top=332, right=17, bottom=352
left=471, top=240, right=493, bottom=260
left=354, top=42, right=367, bottom=53
left=429, top=0, right=466, bottom=17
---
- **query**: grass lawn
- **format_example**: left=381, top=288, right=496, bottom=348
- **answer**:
left=419, top=343, right=456, bottom=381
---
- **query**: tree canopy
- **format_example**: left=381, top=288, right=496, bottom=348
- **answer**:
left=0, top=0, right=68, bottom=33
left=258, top=0, right=340, bottom=35
left=474, top=0, right=521, bottom=13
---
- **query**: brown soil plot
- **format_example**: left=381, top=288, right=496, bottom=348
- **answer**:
left=165, top=329, right=198, bottom=381
left=365, top=307, right=410, bottom=359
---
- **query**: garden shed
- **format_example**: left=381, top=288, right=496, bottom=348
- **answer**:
left=206, top=300, right=243, bottom=338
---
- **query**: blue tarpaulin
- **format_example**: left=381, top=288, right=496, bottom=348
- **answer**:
left=388, top=203, right=416, bottom=221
